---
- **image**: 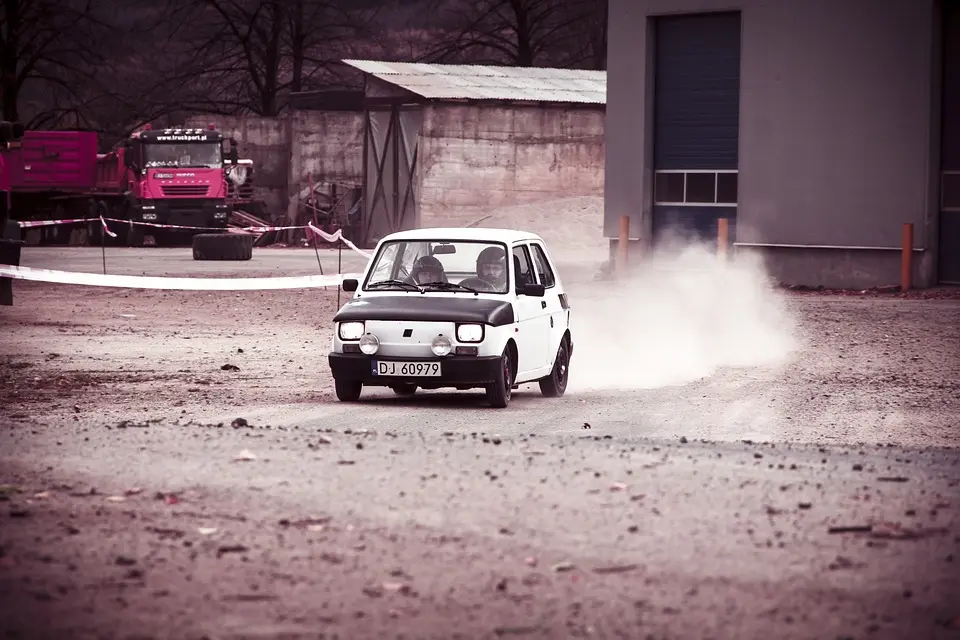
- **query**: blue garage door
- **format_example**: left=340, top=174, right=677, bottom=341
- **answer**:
left=940, top=1, right=960, bottom=284
left=651, top=12, right=741, bottom=247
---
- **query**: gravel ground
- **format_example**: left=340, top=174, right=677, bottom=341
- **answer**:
left=0, top=247, right=958, bottom=639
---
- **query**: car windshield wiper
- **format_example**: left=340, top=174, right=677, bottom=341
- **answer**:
left=421, top=281, right=480, bottom=294
left=366, top=279, right=422, bottom=292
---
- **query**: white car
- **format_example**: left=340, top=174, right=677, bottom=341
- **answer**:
left=328, top=227, right=573, bottom=407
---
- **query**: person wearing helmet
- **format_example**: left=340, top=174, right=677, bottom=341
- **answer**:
left=409, top=254, right=447, bottom=285
left=476, top=246, right=507, bottom=289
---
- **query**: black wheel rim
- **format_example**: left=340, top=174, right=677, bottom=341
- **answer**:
left=503, top=355, right=512, bottom=399
left=556, top=344, right=569, bottom=389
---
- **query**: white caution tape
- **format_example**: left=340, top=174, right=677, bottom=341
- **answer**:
left=101, top=217, right=306, bottom=233
left=16, top=216, right=373, bottom=260
left=0, top=264, right=362, bottom=291
left=307, top=222, right=373, bottom=259
left=100, top=215, right=118, bottom=238
left=18, top=217, right=97, bottom=228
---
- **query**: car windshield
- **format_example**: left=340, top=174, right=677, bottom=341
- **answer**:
left=144, top=142, right=222, bottom=169
left=364, top=240, right=510, bottom=294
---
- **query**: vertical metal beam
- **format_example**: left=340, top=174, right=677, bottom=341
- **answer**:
left=717, top=218, right=729, bottom=258
left=901, top=222, right=914, bottom=290
left=391, top=106, right=400, bottom=231
left=617, top=215, right=630, bottom=273
left=360, top=109, right=371, bottom=246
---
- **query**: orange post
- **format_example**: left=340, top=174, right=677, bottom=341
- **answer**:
left=618, top=215, right=630, bottom=273
left=717, top=218, right=729, bottom=258
left=901, top=223, right=913, bottom=291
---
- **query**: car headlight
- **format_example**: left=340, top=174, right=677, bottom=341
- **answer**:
left=339, top=321, right=364, bottom=340
left=359, top=333, right=380, bottom=355
left=431, top=334, right=452, bottom=356
left=456, top=323, right=484, bottom=343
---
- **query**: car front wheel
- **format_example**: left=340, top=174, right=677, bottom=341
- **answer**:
left=334, top=378, right=362, bottom=402
left=539, top=338, right=570, bottom=397
left=485, top=347, right=514, bottom=408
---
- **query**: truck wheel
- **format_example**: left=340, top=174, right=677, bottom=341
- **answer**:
left=192, top=233, right=253, bottom=261
left=335, top=379, right=362, bottom=402
left=538, top=337, right=570, bottom=398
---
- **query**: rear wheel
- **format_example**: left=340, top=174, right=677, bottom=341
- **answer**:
left=391, top=384, right=417, bottom=396
left=539, top=337, right=570, bottom=397
left=334, top=378, right=362, bottom=402
left=485, top=347, right=514, bottom=408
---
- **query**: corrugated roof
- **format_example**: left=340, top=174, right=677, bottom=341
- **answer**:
left=341, top=60, right=606, bottom=104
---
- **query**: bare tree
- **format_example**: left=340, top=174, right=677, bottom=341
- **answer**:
left=0, top=0, right=118, bottom=125
left=162, top=0, right=381, bottom=117
left=568, top=0, right=607, bottom=70
left=417, top=0, right=607, bottom=69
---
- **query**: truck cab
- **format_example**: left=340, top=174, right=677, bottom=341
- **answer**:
left=120, top=125, right=232, bottom=242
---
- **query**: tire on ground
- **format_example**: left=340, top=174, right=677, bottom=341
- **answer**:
left=192, top=233, right=253, bottom=261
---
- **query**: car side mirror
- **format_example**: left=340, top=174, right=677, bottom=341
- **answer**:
left=342, top=278, right=358, bottom=292
left=521, top=282, right=545, bottom=297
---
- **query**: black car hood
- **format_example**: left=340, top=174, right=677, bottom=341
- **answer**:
left=332, top=295, right=515, bottom=326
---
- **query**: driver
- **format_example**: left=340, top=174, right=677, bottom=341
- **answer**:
left=410, top=255, right=447, bottom=284
left=476, top=246, right=507, bottom=288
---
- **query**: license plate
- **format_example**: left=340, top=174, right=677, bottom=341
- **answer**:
left=372, top=361, right=442, bottom=377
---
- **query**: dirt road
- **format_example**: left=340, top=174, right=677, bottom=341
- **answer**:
left=0, top=248, right=958, bottom=639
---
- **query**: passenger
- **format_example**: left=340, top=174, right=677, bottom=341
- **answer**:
left=410, top=255, right=447, bottom=284
left=476, top=246, right=507, bottom=289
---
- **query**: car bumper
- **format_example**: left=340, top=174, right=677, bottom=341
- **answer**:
left=328, top=353, right=502, bottom=386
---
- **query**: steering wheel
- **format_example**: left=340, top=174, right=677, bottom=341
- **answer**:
left=458, top=276, right=499, bottom=292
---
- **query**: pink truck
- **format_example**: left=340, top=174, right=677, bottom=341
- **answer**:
left=4, top=123, right=255, bottom=246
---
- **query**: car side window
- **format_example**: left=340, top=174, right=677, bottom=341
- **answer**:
left=530, top=243, right=556, bottom=289
left=512, top=245, right=534, bottom=293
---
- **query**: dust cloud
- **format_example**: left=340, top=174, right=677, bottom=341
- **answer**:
left=566, top=237, right=801, bottom=392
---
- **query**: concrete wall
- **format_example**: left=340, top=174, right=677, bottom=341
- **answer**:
left=184, top=111, right=363, bottom=222
left=418, top=104, right=606, bottom=228
left=605, top=0, right=941, bottom=288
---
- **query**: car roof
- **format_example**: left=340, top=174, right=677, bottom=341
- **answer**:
left=377, top=227, right=546, bottom=245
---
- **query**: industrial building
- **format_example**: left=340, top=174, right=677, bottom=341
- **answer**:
left=341, top=60, right=606, bottom=245
left=603, top=0, right=959, bottom=288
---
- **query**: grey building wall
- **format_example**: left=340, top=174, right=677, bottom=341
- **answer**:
left=418, top=103, right=606, bottom=228
left=605, top=0, right=941, bottom=288
left=185, top=111, right=364, bottom=222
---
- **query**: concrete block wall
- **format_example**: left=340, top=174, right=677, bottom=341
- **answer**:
left=288, top=110, right=364, bottom=204
left=417, top=104, right=606, bottom=227
left=185, top=115, right=289, bottom=218
left=184, top=111, right=363, bottom=222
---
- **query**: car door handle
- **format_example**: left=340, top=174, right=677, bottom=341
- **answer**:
left=541, top=300, right=547, bottom=309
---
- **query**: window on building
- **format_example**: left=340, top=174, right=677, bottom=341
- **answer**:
left=653, top=170, right=739, bottom=206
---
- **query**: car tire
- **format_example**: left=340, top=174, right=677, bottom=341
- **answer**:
left=539, top=337, right=570, bottom=398
left=391, top=384, right=417, bottom=396
left=485, top=347, right=513, bottom=408
left=192, top=233, right=253, bottom=261
left=334, top=378, right=362, bottom=402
